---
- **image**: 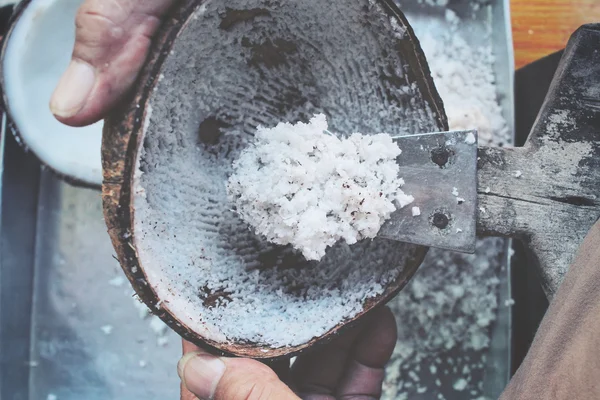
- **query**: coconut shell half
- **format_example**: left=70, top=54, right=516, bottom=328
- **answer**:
left=0, top=0, right=104, bottom=188
left=103, top=0, right=448, bottom=359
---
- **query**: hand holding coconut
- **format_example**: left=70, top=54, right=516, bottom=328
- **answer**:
left=49, top=0, right=177, bottom=126
left=179, top=307, right=397, bottom=400
left=49, top=1, right=399, bottom=399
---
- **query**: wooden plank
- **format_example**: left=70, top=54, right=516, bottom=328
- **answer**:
left=511, top=0, right=600, bottom=68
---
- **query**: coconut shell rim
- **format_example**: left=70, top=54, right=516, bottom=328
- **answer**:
left=102, top=0, right=448, bottom=360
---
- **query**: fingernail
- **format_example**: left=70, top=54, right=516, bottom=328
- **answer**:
left=177, top=351, right=226, bottom=400
left=50, top=60, right=95, bottom=118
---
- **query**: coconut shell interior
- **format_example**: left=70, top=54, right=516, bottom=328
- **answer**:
left=103, top=0, right=447, bottom=359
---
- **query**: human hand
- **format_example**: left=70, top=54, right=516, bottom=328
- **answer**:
left=49, top=0, right=176, bottom=127
left=178, top=306, right=397, bottom=400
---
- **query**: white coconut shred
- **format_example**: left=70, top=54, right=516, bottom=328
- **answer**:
left=227, top=114, right=413, bottom=261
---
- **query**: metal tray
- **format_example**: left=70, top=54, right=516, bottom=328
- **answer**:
left=386, top=0, right=515, bottom=398
left=0, top=0, right=515, bottom=398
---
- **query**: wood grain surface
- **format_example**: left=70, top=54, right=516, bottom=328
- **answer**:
left=511, top=0, right=600, bottom=68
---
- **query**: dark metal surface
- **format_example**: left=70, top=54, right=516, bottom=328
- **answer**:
left=380, top=130, right=478, bottom=253
left=0, top=125, right=40, bottom=400
left=0, top=7, right=33, bottom=399
left=27, top=170, right=180, bottom=400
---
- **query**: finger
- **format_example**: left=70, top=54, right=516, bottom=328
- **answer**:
left=181, top=340, right=292, bottom=396
left=178, top=348, right=299, bottom=400
left=181, top=340, right=201, bottom=400
left=50, top=0, right=176, bottom=126
left=290, top=319, right=365, bottom=399
left=181, top=381, right=199, bottom=400
left=336, top=306, right=397, bottom=398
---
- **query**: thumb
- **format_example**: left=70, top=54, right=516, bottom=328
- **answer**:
left=49, top=0, right=175, bottom=127
left=178, top=351, right=299, bottom=400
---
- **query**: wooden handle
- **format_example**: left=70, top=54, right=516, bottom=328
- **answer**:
left=477, top=145, right=598, bottom=299
left=476, top=24, right=600, bottom=300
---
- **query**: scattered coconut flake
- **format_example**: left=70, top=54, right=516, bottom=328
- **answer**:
left=457, top=197, right=465, bottom=204
left=445, top=9, right=459, bottom=25
left=412, top=207, right=421, bottom=217
left=149, top=316, right=168, bottom=336
left=132, top=296, right=151, bottom=319
left=409, top=370, right=420, bottom=382
left=422, top=0, right=449, bottom=6
left=464, top=131, right=476, bottom=144
left=484, top=187, right=491, bottom=193
left=453, top=378, right=468, bottom=391
left=452, top=187, right=459, bottom=196
left=514, top=170, right=522, bottom=178
left=157, top=336, right=169, bottom=347
left=227, top=113, right=413, bottom=261
left=139, top=360, right=147, bottom=368
left=418, top=24, right=510, bottom=147
left=504, top=298, right=515, bottom=307
left=100, top=325, right=113, bottom=335
left=456, top=228, right=463, bottom=233
left=108, top=275, right=126, bottom=287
